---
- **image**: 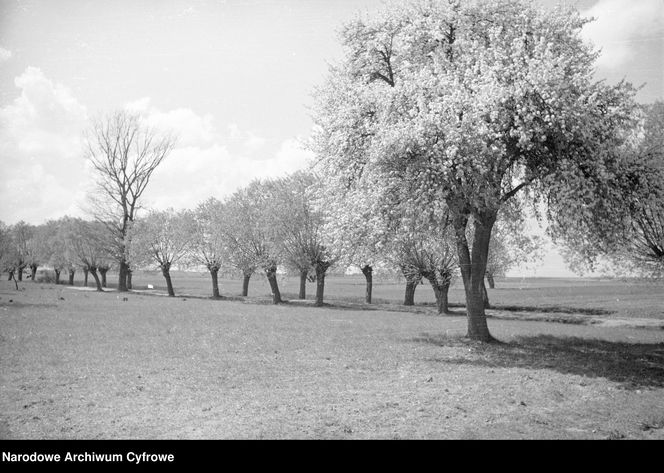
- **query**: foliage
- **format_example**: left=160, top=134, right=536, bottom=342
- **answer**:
left=556, top=101, right=664, bottom=278
left=310, top=0, right=638, bottom=340
left=128, top=209, right=193, bottom=272
left=62, top=218, right=109, bottom=269
left=190, top=198, right=228, bottom=273
left=268, top=172, right=338, bottom=276
left=484, top=211, right=544, bottom=281
left=221, top=180, right=278, bottom=275
left=0, top=221, right=14, bottom=274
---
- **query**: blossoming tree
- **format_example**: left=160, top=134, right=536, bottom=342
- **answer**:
left=311, top=0, right=638, bottom=341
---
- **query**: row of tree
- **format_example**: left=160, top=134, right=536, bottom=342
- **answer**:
left=0, top=218, right=113, bottom=290
left=0, top=169, right=537, bottom=310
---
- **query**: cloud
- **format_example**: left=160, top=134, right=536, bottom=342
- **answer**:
left=0, top=67, right=89, bottom=224
left=125, top=101, right=313, bottom=212
left=0, top=71, right=313, bottom=224
left=226, top=124, right=267, bottom=154
left=0, top=47, right=11, bottom=62
left=125, top=98, right=218, bottom=147
left=581, top=0, right=663, bottom=69
left=142, top=135, right=314, bottom=212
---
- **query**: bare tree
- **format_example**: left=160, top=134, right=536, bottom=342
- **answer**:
left=85, top=110, right=177, bottom=292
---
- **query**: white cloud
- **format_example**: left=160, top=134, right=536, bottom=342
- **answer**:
left=124, top=97, right=151, bottom=113
left=124, top=101, right=313, bottom=212
left=0, top=67, right=89, bottom=224
left=226, top=124, right=267, bottom=154
left=270, top=137, right=315, bottom=173
left=581, top=0, right=663, bottom=69
left=0, top=47, right=11, bottom=62
left=142, top=136, right=314, bottom=212
left=0, top=71, right=313, bottom=224
left=126, top=98, right=218, bottom=147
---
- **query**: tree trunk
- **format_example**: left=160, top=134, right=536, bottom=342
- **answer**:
left=89, top=268, right=103, bottom=292
left=314, top=261, right=331, bottom=307
left=404, top=280, right=417, bottom=306
left=482, top=280, right=491, bottom=309
left=99, top=268, right=108, bottom=288
left=17, top=267, right=23, bottom=281
left=210, top=267, right=220, bottom=298
left=161, top=264, right=175, bottom=297
left=54, top=269, right=61, bottom=285
left=361, top=265, right=373, bottom=304
left=486, top=272, right=495, bottom=289
left=265, top=264, right=282, bottom=304
left=127, top=269, right=133, bottom=290
left=83, top=268, right=89, bottom=287
left=452, top=209, right=496, bottom=342
left=429, top=280, right=451, bottom=315
left=8, top=270, right=13, bottom=281
left=298, top=269, right=308, bottom=299
left=68, top=269, right=75, bottom=286
left=118, top=260, right=128, bottom=292
left=30, top=264, right=38, bottom=281
left=241, top=272, right=251, bottom=296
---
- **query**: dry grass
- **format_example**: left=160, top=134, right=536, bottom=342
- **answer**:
left=1, top=275, right=663, bottom=439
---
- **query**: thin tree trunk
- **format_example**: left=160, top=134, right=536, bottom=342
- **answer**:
left=298, top=269, right=308, bottom=299
left=118, top=260, right=128, bottom=292
left=10, top=272, right=18, bottom=290
left=452, top=209, right=496, bottom=342
left=89, top=268, right=103, bottom=292
left=68, top=269, right=75, bottom=285
left=265, top=265, right=282, bottom=304
left=241, top=272, right=251, bottom=296
left=486, top=273, right=495, bottom=289
left=210, top=267, right=220, bottom=298
left=83, top=268, right=89, bottom=287
left=404, top=280, right=417, bottom=306
left=314, top=262, right=330, bottom=307
left=361, top=265, right=373, bottom=304
left=161, top=264, right=175, bottom=297
left=54, top=269, right=61, bottom=285
left=30, top=264, right=38, bottom=281
left=99, top=269, right=107, bottom=288
left=127, top=269, right=133, bottom=290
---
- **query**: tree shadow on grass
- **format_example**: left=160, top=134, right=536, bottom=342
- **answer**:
left=491, top=304, right=614, bottom=316
left=419, top=302, right=614, bottom=316
left=412, top=334, right=664, bottom=389
left=280, top=295, right=470, bottom=315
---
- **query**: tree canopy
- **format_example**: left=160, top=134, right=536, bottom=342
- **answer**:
left=311, top=0, right=638, bottom=341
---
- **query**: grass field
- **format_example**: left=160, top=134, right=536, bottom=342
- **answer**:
left=1, top=272, right=663, bottom=439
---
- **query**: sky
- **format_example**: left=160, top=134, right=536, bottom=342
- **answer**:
left=0, top=0, right=662, bottom=277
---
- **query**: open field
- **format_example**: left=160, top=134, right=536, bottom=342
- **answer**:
left=1, top=275, right=663, bottom=439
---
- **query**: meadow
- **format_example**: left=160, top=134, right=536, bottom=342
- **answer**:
left=1, top=272, right=663, bottom=439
